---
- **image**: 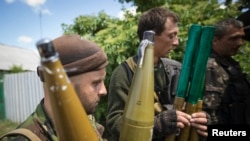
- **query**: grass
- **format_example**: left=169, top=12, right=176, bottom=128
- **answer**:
left=0, top=119, right=19, bottom=136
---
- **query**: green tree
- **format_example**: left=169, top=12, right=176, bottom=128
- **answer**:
left=118, top=0, right=166, bottom=12
left=61, top=0, right=250, bottom=137
left=8, top=65, right=25, bottom=73
left=118, top=0, right=250, bottom=11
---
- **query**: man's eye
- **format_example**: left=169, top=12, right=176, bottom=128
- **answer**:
left=93, top=81, right=102, bottom=89
left=169, top=34, right=177, bottom=40
left=169, top=35, right=175, bottom=39
left=230, top=36, right=240, bottom=41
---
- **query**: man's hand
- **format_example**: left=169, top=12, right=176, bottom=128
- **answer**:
left=190, top=112, right=208, bottom=137
left=176, top=110, right=192, bottom=128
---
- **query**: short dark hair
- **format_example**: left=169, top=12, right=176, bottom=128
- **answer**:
left=137, top=7, right=179, bottom=41
left=214, top=18, right=244, bottom=39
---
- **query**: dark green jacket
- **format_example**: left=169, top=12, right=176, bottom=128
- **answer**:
left=106, top=56, right=182, bottom=141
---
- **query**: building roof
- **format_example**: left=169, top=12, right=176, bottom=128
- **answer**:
left=0, top=43, right=40, bottom=71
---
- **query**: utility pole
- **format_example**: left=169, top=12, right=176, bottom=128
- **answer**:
left=39, top=10, right=43, bottom=38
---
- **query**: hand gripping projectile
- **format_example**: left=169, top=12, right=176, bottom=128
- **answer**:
left=119, top=31, right=155, bottom=141
left=165, top=24, right=215, bottom=141
left=36, top=39, right=99, bottom=141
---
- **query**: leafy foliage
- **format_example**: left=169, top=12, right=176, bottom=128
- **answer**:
left=118, top=0, right=166, bottom=12
left=8, top=65, right=25, bottom=73
left=61, top=0, right=250, bottom=138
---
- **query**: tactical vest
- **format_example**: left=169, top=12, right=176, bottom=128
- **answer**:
left=214, top=54, right=250, bottom=124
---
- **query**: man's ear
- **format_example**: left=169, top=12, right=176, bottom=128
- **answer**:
left=212, top=37, right=218, bottom=46
left=37, top=66, right=45, bottom=82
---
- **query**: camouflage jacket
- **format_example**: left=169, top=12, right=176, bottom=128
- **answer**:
left=1, top=99, right=106, bottom=141
left=203, top=50, right=250, bottom=124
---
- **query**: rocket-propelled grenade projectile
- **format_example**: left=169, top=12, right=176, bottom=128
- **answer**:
left=37, top=39, right=99, bottom=141
left=119, top=31, right=155, bottom=141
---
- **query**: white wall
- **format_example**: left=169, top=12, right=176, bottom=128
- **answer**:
left=4, top=71, right=44, bottom=123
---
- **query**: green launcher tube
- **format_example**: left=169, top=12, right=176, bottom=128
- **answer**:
left=177, top=26, right=215, bottom=141
left=187, top=26, right=215, bottom=104
left=165, top=24, right=202, bottom=141
left=175, top=24, right=202, bottom=99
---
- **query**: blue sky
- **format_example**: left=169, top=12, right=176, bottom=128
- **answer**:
left=0, top=0, right=132, bottom=50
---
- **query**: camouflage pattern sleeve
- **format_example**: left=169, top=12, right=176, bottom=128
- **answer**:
left=0, top=101, right=58, bottom=141
left=88, top=115, right=107, bottom=141
left=202, top=58, right=229, bottom=124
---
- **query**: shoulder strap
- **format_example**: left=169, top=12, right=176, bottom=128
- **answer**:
left=121, top=56, right=137, bottom=83
left=122, top=56, right=165, bottom=113
left=0, top=128, right=41, bottom=141
left=121, top=61, right=133, bottom=83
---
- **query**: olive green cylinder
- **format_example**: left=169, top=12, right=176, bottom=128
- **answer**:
left=37, top=39, right=99, bottom=141
left=119, top=31, right=155, bottom=141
